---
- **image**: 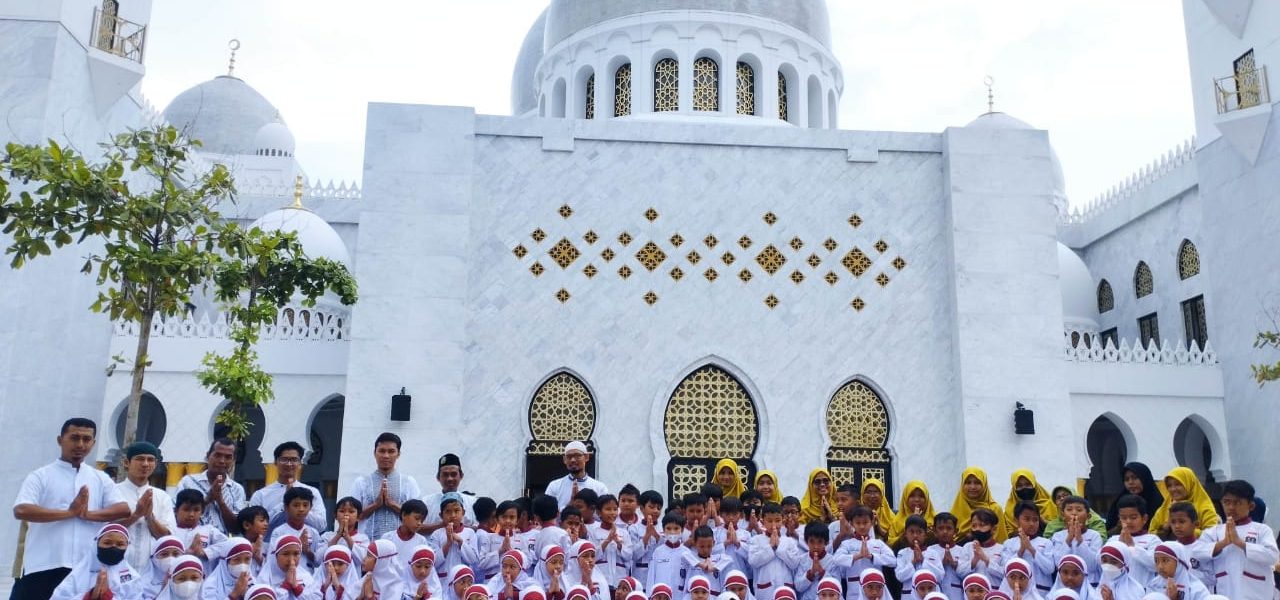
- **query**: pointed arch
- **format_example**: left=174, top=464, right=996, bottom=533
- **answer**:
left=1178, top=240, right=1200, bottom=280
left=663, top=365, right=759, bottom=499
left=654, top=58, right=679, bottom=112
left=525, top=371, right=598, bottom=496
left=1134, top=261, right=1154, bottom=298
left=825, top=379, right=893, bottom=500
left=1097, top=279, right=1114, bottom=313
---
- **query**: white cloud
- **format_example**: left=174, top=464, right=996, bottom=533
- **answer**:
left=141, top=0, right=1194, bottom=206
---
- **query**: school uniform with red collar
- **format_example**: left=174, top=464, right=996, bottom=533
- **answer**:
left=1194, top=517, right=1279, bottom=600
left=793, top=549, right=852, bottom=600
left=625, top=520, right=660, bottom=583
left=921, top=543, right=964, bottom=600
left=681, top=549, right=732, bottom=599
left=834, top=535, right=894, bottom=600
left=954, top=537, right=1007, bottom=589
left=998, top=534, right=1054, bottom=595
left=746, top=532, right=802, bottom=599
left=647, top=536, right=692, bottom=595
left=586, top=520, right=632, bottom=586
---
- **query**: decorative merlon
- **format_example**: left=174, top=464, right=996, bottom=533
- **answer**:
left=1061, top=137, right=1196, bottom=226
left=1064, top=335, right=1218, bottom=366
left=113, top=305, right=350, bottom=342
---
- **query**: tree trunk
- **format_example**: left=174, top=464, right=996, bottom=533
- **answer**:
left=119, top=307, right=154, bottom=470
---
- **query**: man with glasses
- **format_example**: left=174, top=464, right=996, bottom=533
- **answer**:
left=544, top=441, right=608, bottom=510
left=250, top=441, right=327, bottom=534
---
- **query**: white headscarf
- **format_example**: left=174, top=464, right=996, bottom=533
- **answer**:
left=1146, top=542, right=1210, bottom=600
left=367, top=538, right=406, bottom=600
left=255, top=535, right=319, bottom=598
left=485, top=550, right=539, bottom=598
left=1049, top=554, right=1100, bottom=600
left=151, top=556, right=205, bottom=600
left=444, top=565, right=477, bottom=600
left=50, top=524, right=145, bottom=600
left=996, top=557, right=1046, bottom=600
left=403, top=544, right=444, bottom=599
left=143, top=535, right=186, bottom=597
left=1098, top=541, right=1148, bottom=600
left=320, top=544, right=364, bottom=600
left=204, top=537, right=256, bottom=600
left=533, top=545, right=565, bottom=588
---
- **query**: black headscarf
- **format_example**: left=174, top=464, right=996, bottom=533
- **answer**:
left=1105, top=462, right=1164, bottom=531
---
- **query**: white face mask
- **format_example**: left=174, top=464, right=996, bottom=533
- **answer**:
left=665, top=534, right=682, bottom=544
left=172, top=581, right=203, bottom=599
left=228, top=562, right=252, bottom=578
left=156, top=556, right=177, bottom=575
left=1099, top=563, right=1122, bottom=580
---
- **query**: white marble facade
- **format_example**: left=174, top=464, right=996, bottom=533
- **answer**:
left=5, top=0, right=1279, bottom=575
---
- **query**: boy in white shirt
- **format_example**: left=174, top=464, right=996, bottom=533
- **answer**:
left=172, top=488, right=227, bottom=566
left=1195, top=480, right=1279, bottom=600
left=1106, top=494, right=1160, bottom=586
left=955, top=509, right=1004, bottom=588
left=1046, top=496, right=1102, bottom=586
left=379, top=499, right=429, bottom=572
left=627, top=490, right=664, bottom=583
left=794, top=523, right=852, bottom=600
left=587, top=494, right=632, bottom=586
left=922, top=513, right=963, bottom=600
left=894, top=516, right=929, bottom=597
left=999, top=502, right=1054, bottom=595
left=268, top=486, right=326, bottom=573
left=1166, top=502, right=1215, bottom=591
left=683, top=526, right=732, bottom=596
left=715, top=497, right=751, bottom=577
left=433, top=494, right=478, bottom=579
left=648, top=513, right=692, bottom=595
left=747, top=503, right=803, bottom=600
left=835, top=506, right=894, bottom=600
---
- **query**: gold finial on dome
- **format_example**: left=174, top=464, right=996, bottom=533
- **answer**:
left=292, top=175, right=304, bottom=208
left=227, top=39, right=241, bottom=77
left=984, top=75, right=995, bottom=114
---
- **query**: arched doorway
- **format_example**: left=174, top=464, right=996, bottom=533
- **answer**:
left=1174, top=418, right=1221, bottom=499
left=524, top=372, right=598, bottom=498
left=663, top=365, right=759, bottom=500
left=1084, top=415, right=1128, bottom=516
left=113, top=393, right=168, bottom=486
left=307, top=395, right=345, bottom=519
left=825, top=380, right=893, bottom=502
left=213, top=404, right=267, bottom=497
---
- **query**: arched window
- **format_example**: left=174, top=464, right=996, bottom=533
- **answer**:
left=664, top=365, right=759, bottom=499
left=525, top=372, right=598, bottom=496
left=1134, top=261, right=1154, bottom=298
left=693, top=57, right=720, bottom=112
left=654, top=58, right=679, bottom=112
left=614, top=64, right=632, bottom=117
left=1178, top=240, right=1200, bottom=280
left=1097, top=280, right=1114, bottom=313
left=825, top=380, right=893, bottom=496
left=736, top=62, right=755, bottom=116
left=778, top=73, right=789, bottom=121
left=584, top=74, right=595, bottom=119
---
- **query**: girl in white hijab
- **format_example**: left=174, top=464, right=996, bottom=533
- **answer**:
left=532, top=546, right=565, bottom=590
left=997, top=558, right=1046, bottom=600
left=52, top=523, right=145, bottom=600
left=403, top=545, right=444, bottom=600
left=1096, top=542, right=1146, bottom=600
left=1050, top=554, right=1100, bottom=600
left=318, top=545, right=363, bottom=600
left=1144, top=542, right=1210, bottom=600
left=444, top=566, right=477, bottom=600
left=256, top=535, right=320, bottom=599
left=203, top=537, right=256, bottom=600
left=359, top=538, right=405, bottom=600
left=153, top=556, right=205, bottom=600
left=144, top=535, right=186, bottom=598
left=485, top=550, right=538, bottom=600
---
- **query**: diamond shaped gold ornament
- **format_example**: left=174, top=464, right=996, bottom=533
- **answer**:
left=550, top=238, right=581, bottom=269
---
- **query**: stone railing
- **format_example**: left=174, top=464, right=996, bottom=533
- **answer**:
left=238, top=179, right=362, bottom=201
left=1061, top=137, right=1196, bottom=226
left=1064, top=334, right=1217, bottom=366
left=114, top=305, right=350, bottom=342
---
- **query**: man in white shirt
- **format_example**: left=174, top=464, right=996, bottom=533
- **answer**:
left=249, top=441, right=327, bottom=535
left=177, top=437, right=248, bottom=534
left=350, top=432, right=422, bottom=540
left=544, top=441, right=608, bottom=511
left=12, top=418, right=130, bottom=600
left=424, top=453, right=477, bottom=532
left=114, top=441, right=176, bottom=571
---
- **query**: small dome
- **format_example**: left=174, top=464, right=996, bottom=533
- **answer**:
left=543, top=0, right=833, bottom=50
left=162, top=76, right=284, bottom=155
left=250, top=207, right=349, bottom=265
left=1058, top=242, right=1099, bottom=331
left=253, top=123, right=295, bottom=158
left=511, top=10, right=548, bottom=115
left=966, top=112, right=1068, bottom=215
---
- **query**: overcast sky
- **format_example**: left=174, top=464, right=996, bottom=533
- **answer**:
left=141, top=1, right=1195, bottom=209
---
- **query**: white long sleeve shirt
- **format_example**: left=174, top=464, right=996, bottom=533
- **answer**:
left=1194, top=519, right=1279, bottom=600
left=115, top=478, right=176, bottom=572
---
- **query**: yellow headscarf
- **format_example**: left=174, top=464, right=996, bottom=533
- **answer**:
left=1003, top=469, right=1059, bottom=537
left=799, top=468, right=838, bottom=524
left=753, top=470, right=784, bottom=504
left=888, top=480, right=936, bottom=547
left=713, top=459, right=746, bottom=499
left=861, top=478, right=896, bottom=537
left=948, top=466, right=1007, bottom=542
left=1149, top=466, right=1221, bottom=533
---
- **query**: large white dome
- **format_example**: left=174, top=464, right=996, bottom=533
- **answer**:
left=543, top=0, right=833, bottom=50
left=1057, top=242, right=1099, bottom=332
left=252, top=122, right=296, bottom=158
left=162, top=76, right=284, bottom=156
left=966, top=111, right=1068, bottom=215
left=512, top=10, right=548, bottom=115
left=250, top=207, right=349, bottom=266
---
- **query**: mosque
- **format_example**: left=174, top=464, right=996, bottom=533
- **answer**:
left=2, top=0, right=1278, bottom=572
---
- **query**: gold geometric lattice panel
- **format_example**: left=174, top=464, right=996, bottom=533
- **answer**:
left=529, top=373, right=596, bottom=444
left=826, top=380, right=889, bottom=448
left=842, top=247, right=872, bottom=277
left=665, top=366, right=758, bottom=458
left=671, top=463, right=708, bottom=499
left=755, top=245, right=787, bottom=275
left=550, top=238, right=581, bottom=269
left=636, top=242, right=667, bottom=271
left=1178, top=240, right=1200, bottom=280
left=830, top=466, right=857, bottom=488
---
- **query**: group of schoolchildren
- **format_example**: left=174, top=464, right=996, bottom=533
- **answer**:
left=50, top=459, right=1278, bottom=600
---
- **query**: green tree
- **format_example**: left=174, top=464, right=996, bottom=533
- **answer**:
left=0, top=125, right=356, bottom=448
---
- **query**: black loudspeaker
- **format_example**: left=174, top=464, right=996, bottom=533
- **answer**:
left=391, top=388, right=412, bottom=421
left=1014, top=402, right=1035, bottom=435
